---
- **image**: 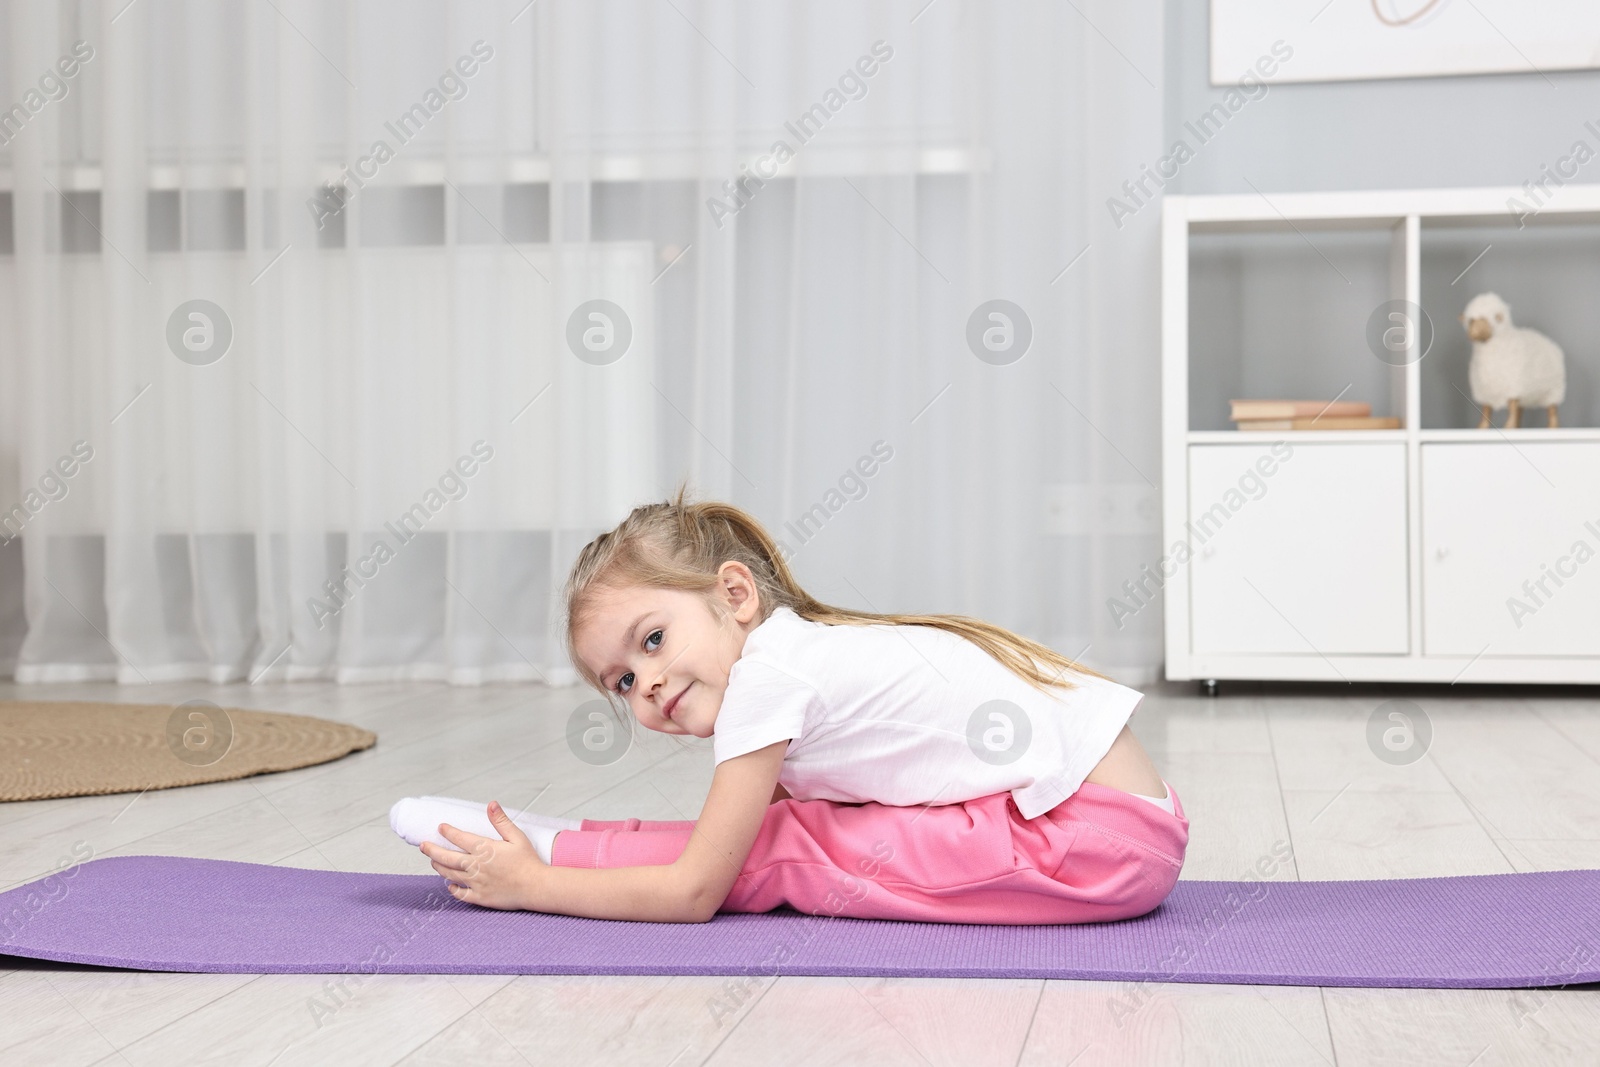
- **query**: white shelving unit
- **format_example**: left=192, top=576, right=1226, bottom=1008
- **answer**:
left=1162, top=186, right=1600, bottom=689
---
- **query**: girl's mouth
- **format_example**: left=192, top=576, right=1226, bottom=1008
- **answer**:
left=664, top=683, right=689, bottom=720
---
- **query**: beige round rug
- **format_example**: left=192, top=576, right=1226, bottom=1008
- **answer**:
left=0, top=700, right=377, bottom=802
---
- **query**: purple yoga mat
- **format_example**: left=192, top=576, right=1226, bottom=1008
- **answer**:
left=2, top=856, right=1597, bottom=988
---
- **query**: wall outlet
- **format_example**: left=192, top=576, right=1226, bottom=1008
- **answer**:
left=1041, top=483, right=1161, bottom=536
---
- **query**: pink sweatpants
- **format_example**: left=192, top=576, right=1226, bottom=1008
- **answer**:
left=550, top=779, right=1189, bottom=924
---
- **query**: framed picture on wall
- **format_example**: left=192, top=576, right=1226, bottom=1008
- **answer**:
left=1211, top=0, right=1600, bottom=85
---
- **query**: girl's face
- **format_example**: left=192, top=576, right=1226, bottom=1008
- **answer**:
left=574, top=565, right=762, bottom=738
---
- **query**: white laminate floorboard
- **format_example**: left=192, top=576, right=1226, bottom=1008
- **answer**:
left=0, top=678, right=1595, bottom=1066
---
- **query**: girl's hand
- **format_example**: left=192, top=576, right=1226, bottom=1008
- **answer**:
left=421, top=800, right=546, bottom=910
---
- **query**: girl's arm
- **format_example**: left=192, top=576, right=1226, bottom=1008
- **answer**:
left=526, top=738, right=788, bottom=923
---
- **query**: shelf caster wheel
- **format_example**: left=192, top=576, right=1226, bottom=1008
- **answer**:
left=1200, top=679, right=1219, bottom=698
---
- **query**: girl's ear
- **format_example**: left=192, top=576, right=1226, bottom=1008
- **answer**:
left=716, top=560, right=761, bottom=622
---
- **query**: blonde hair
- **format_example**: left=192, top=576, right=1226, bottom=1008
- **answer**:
left=563, top=483, right=1114, bottom=699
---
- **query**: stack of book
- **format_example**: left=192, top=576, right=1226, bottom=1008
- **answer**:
left=1230, top=400, right=1401, bottom=431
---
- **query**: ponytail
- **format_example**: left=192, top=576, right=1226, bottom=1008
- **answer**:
left=562, top=481, right=1113, bottom=696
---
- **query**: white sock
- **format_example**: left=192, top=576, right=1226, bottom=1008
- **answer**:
left=419, top=796, right=581, bottom=832
left=389, top=796, right=579, bottom=864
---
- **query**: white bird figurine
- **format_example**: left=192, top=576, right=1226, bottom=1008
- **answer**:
left=1460, top=292, right=1565, bottom=429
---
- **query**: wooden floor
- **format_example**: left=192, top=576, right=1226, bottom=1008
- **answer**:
left=2, top=677, right=1598, bottom=1066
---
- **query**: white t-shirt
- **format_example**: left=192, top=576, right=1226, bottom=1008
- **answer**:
left=710, top=606, right=1146, bottom=820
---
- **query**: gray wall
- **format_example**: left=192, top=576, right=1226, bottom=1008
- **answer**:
left=1168, top=1, right=1600, bottom=431
left=1165, top=1, right=1600, bottom=194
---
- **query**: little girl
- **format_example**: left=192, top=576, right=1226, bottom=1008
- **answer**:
left=389, top=488, right=1187, bottom=924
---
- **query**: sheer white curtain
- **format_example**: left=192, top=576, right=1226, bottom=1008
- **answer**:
left=0, top=0, right=1166, bottom=688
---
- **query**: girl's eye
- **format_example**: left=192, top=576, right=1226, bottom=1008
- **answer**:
left=614, top=629, right=665, bottom=694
